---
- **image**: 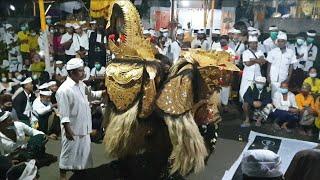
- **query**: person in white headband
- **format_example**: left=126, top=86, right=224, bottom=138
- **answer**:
left=32, top=88, right=55, bottom=134
left=56, top=58, right=106, bottom=179
left=304, top=30, right=318, bottom=72
left=267, top=31, right=297, bottom=97
left=12, top=77, right=33, bottom=126
left=263, top=25, right=279, bottom=53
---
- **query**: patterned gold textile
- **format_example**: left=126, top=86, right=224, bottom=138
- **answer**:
left=105, top=62, right=143, bottom=111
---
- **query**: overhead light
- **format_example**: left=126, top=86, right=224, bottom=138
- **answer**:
left=9, top=4, right=15, bottom=11
left=181, top=1, right=190, bottom=7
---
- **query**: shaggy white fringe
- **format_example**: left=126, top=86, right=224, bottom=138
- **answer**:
left=164, top=111, right=208, bottom=176
left=103, top=100, right=140, bottom=157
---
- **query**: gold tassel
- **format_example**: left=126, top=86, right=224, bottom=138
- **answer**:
left=103, top=100, right=142, bottom=157
left=164, top=111, right=208, bottom=176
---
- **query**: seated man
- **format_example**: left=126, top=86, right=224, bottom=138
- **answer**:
left=295, top=83, right=317, bottom=136
left=272, top=81, right=299, bottom=132
left=242, top=76, right=273, bottom=127
left=90, top=61, right=106, bottom=90
left=0, top=111, right=56, bottom=165
left=303, top=67, right=320, bottom=96
left=32, top=90, right=57, bottom=134
left=314, top=96, right=320, bottom=140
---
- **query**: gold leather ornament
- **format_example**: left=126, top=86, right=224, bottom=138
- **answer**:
left=182, top=49, right=240, bottom=72
left=139, top=79, right=157, bottom=118
left=156, top=64, right=194, bottom=115
left=105, top=62, right=144, bottom=111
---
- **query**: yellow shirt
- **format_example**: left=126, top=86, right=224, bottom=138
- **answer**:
left=28, top=35, right=39, bottom=51
left=303, top=77, right=320, bottom=94
left=295, top=93, right=315, bottom=110
left=17, top=31, right=30, bottom=53
left=314, top=97, right=320, bottom=129
left=30, top=61, right=45, bottom=73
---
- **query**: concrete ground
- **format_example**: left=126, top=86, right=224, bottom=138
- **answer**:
left=38, top=102, right=319, bottom=179
left=39, top=138, right=246, bottom=180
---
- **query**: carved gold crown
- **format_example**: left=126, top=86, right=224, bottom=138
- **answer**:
left=91, top=0, right=155, bottom=60
left=182, top=49, right=240, bottom=72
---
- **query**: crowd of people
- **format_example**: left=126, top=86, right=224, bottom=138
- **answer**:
left=0, top=13, right=319, bottom=179
left=149, top=24, right=320, bottom=139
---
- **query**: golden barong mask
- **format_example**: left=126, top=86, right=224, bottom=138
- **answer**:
left=91, top=0, right=155, bottom=60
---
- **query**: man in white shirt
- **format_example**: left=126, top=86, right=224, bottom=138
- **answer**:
left=74, top=24, right=89, bottom=59
left=267, top=32, right=297, bottom=97
left=167, top=29, right=184, bottom=64
left=56, top=58, right=104, bottom=180
left=90, top=61, right=106, bottom=90
left=54, top=61, right=68, bottom=82
left=0, top=111, right=44, bottom=155
left=32, top=90, right=56, bottom=134
left=60, top=23, right=79, bottom=62
left=304, top=30, right=318, bottom=72
left=83, top=62, right=91, bottom=82
left=5, top=24, right=22, bottom=65
left=248, top=28, right=266, bottom=53
left=239, top=36, right=266, bottom=100
left=230, top=29, right=245, bottom=65
left=263, top=26, right=279, bottom=53
left=272, top=81, right=299, bottom=132
left=289, top=34, right=308, bottom=90
left=90, top=61, right=106, bottom=78
left=214, top=35, right=236, bottom=108
left=191, top=30, right=210, bottom=51
left=210, top=29, right=221, bottom=50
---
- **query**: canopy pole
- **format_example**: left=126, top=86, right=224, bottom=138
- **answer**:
left=39, top=0, right=50, bottom=70
left=39, top=0, right=47, bottom=31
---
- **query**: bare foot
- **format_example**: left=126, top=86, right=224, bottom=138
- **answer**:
left=48, top=134, right=58, bottom=140
left=273, top=123, right=281, bottom=130
left=241, top=120, right=250, bottom=127
left=281, top=123, right=292, bottom=133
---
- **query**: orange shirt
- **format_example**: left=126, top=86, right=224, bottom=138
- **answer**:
left=295, top=93, right=315, bottom=110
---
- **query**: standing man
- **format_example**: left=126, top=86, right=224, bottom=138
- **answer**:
left=60, top=23, right=78, bottom=62
left=191, top=30, right=210, bottom=51
left=267, top=32, right=297, bottom=97
left=17, top=23, right=30, bottom=61
left=230, top=29, right=245, bottom=65
left=289, top=33, right=308, bottom=91
left=304, top=30, right=318, bottom=72
left=56, top=58, right=104, bottom=179
left=210, top=29, right=221, bottom=50
left=74, top=24, right=89, bottom=60
left=239, top=36, right=266, bottom=100
left=167, top=29, right=184, bottom=64
left=12, top=77, right=34, bottom=126
left=263, top=26, right=279, bottom=53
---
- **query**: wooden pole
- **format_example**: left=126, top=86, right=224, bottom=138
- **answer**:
left=171, top=0, right=175, bottom=22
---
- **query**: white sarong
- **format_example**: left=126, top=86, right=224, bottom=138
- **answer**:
left=59, top=127, right=93, bottom=170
